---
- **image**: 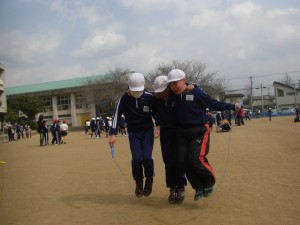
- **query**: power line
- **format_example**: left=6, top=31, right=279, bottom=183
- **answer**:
left=222, top=70, right=300, bottom=80
left=254, top=70, right=300, bottom=79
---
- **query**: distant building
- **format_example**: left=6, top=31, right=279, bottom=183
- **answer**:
left=6, top=75, right=117, bottom=127
left=0, top=63, right=7, bottom=127
left=273, top=81, right=300, bottom=109
left=252, top=95, right=276, bottom=110
left=223, top=93, right=244, bottom=104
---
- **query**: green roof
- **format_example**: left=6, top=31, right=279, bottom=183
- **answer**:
left=7, top=74, right=106, bottom=95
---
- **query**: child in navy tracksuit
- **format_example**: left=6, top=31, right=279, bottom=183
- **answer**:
left=216, top=119, right=231, bottom=133
left=207, top=112, right=216, bottom=132
left=168, top=69, right=239, bottom=201
left=51, top=120, right=61, bottom=145
left=90, top=118, right=97, bottom=138
left=109, top=73, right=159, bottom=198
left=153, top=76, right=187, bottom=204
left=41, top=120, right=49, bottom=145
left=119, top=115, right=127, bottom=136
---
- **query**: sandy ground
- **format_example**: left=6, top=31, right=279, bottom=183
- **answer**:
left=0, top=116, right=299, bottom=225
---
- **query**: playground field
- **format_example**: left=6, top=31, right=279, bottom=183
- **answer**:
left=0, top=116, right=299, bottom=225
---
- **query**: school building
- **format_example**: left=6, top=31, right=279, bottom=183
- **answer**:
left=0, top=63, right=8, bottom=123
left=273, top=81, right=300, bottom=109
left=6, top=75, right=108, bottom=127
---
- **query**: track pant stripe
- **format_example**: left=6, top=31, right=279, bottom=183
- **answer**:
left=199, top=124, right=216, bottom=182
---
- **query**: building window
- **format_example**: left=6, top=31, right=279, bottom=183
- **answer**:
left=76, top=94, right=88, bottom=109
left=286, top=92, right=294, bottom=96
left=57, top=95, right=71, bottom=110
left=277, top=89, right=284, bottom=97
left=58, top=114, right=71, bottom=124
left=42, top=97, right=53, bottom=112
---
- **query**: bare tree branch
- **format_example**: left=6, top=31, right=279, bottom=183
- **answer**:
left=280, top=73, right=294, bottom=86
left=147, top=59, right=225, bottom=95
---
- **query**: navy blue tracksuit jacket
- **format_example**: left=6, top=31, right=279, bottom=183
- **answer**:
left=172, top=86, right=235, bottom=192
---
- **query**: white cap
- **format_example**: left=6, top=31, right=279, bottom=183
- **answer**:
left=128, top=73, right=145, bottom=91
left=92, top=118, right=95, bottom=120
left=154, top=76, right=168, bottom=93
left=96, top=117, right=100, bottom=119
left=168, top=69, right=186, bottom=83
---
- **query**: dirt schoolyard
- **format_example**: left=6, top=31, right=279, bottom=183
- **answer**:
left=0, top=116, right=299, bottom=225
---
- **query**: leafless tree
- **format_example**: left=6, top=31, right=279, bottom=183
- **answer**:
left=280, top=73, right=294, bottom=87
left=81, top=60, right=227, bottom=115
left=147, top=59, right=226, bottom=96
left=81, top=66, right=131, bottom=115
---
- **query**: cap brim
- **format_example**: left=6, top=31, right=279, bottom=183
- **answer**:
left=129, top=85, right=144, bottom=91
left=154, top=83, right=168, bottom=93
left=168, top=78, right=182, bottom=83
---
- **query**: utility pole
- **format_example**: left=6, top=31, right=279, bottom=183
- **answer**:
left=250, top=76, right=253, bottom=112
left=298, top=79, right=300, bottom=108
left=295, top=83, right=297, bottom=108
left=261, top=83, right=263, bottom=111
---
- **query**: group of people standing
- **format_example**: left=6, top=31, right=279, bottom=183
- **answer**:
left=37, top=115, right=69, bottom=146
left=2, top=122, right=32, bottom=143
left=108, top=70, right=240, bottom=204
left=85, top=116, right=126, bottom=138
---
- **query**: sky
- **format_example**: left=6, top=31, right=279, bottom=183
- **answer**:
left=1, top=0, right=300, bottom=96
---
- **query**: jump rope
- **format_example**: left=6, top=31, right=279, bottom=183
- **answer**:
left=110, top=146, right=135, bottom=195
left=213, top=129, right=232, bottom=195
left=110, top=129, right=233, bottom=197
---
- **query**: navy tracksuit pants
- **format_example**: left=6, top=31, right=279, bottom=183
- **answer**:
left=177, top=124, right=215, bottom=192
left=128, top=127, right=154, bottom=183
left=160, top=128, right=187, bottom=189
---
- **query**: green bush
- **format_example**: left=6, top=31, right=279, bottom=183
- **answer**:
left=4, top=113, right=19, bottom=124
left=4, top=113, right=38, bottom=130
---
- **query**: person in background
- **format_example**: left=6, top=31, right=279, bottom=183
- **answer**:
left=216, top=111, right=223, bottom=126
left=7, top=123, right=14, bottom=143
left=37, top=115, right=44, bottom=146
left=26, top=126, right=32, bottom=138
left=119, top=115, right=127, bottom=136
left=207, top=112, right=215, bottom=132
left=60, top=120, right=68, bottom=144
left=257, top=109, right=261, bottom=118
left=95, top=117, right=101, bottom=138
left=16, top=123, right=21, bottom=140
left=20, top=125, right=24, bottom=139
left=267, top=108, right=272, bottom=121
left=240, top=105, right=245, bottom=125
left=41, top=120, right=49, bottom=146
left=295, top=107, right=300, bottom=122
left=216, top=119, right=231, bottom=133
left=249, top=110, right=253, bottom=119
left=104, top=117, right=112, bottom=138
left=90, top=118, right=97, bottom=138
left=235, top=108, right=242, bottom=126
left=245, top=109, right=251, bottom=121
left=51, top=119, right=61, bottom=145
left=99, top=116, right=105, bottom=137
left=224, top=110, right=232, bottom=126
left=86, top=119, right=91, bottom=135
